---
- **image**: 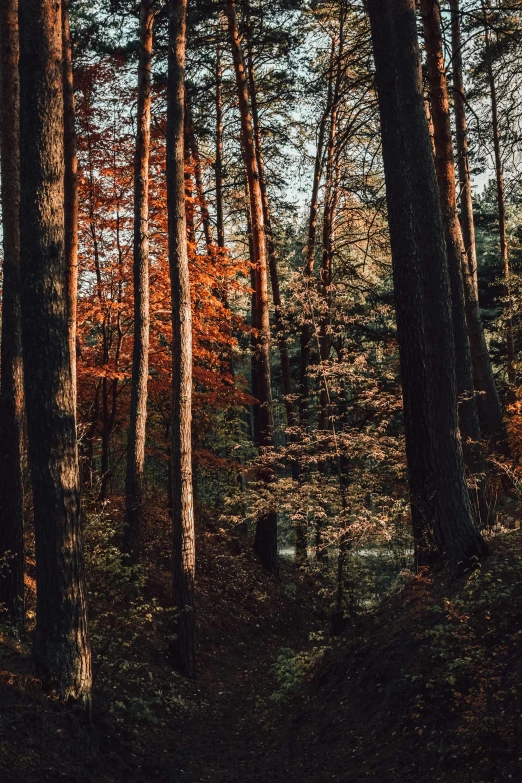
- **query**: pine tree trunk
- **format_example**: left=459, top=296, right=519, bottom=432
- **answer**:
left=186, top=97, right=213, bottom=251
left=368, top=0, right=489, bottom=575
left=124, top=0, right=154, bottom=564
left=225, top=0, right=278, bottom=576
left=167, top=0, right=196, bottom=677
left=0, top=0, right=25, bottom=630
left=62, top=0, right=78, bottom=403
left=449, top=0, right=506, bottom=447
left=215, top=46, right=225, bottom=250
left=245, top=22, right=297, bottom=445
left=420, top=0, right=485, bottom=493
left=482, top=1, right=515, bottom=386
left=19, top=0, right=91, bottom=705
left=299, top=39, right=335, bottom=428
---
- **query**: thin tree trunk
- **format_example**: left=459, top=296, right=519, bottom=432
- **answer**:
left=215, top=46, right=225, bottom=249
left=62, top=0, right=78, bottom=404
left=245, top=21, right=297, bottom=444
left=225, top=0, right=278, bottom=575
left=482, top=1, right=515, bottom=385
left=19, top=0, right=91, bottom=705
left=420, top=0, right=484, bottom=486
left=124, top=0, right=154, bottom=564
left=450, top=0, right=477, bottom=296
left=299, top=39, right=335, bottom=427
left=186, top=97, right=213, bottom=250
left=368, top=0, right=489, bottom=575
left=0, top=0, right=25, bottom=630
left=167, top=0, right=196, bottom=677
left=451, top=3, right=506, bottom=448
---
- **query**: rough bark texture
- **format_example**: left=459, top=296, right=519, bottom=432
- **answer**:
left=215, top=47, right=225, bottom=249
left=124, top=0, right=154, bottom=564
left=225, top=0, right=278, bottom=576
left=450, top=0, right=506, bottom=447
left=167, top=0, right=196, bottom=677
left=368, top=0, right=489, bottom=574
left=62, top=0, right=78, bottom=401
left=482, top=1, right=515, bottom=386
left=420, top=0, right=485, bottom=495
left=19, top=0, right=92, bottom=704
left=0, top=0, right=25, bottom=629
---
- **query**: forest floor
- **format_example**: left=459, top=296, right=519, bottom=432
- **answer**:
left=1, top=502, right=522, bottom=783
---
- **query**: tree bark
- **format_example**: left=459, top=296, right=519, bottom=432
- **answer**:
left=368, top=0, right=489, bottom=575
left=420, top=0, right=484, bottom=488
left=421, top=0, right=505, bottom=464
left=449, top=0, right=478, bottom=297
left=245, top=20, right=297, bottom=443
left=167, top=0, right=196, bottom=677
left=62, top=0, right=78, bottom=403
left=225, top=0, right=278, bottom=576
left=186, top=96, right=214, bottom=251
left=124, top=0, right=154, bottom=564
left=215, top=46, right=225, bottom=249
left=0, top=0, right=25, bottom=630
left=19, top=0, right=91, bottom=704
left=482, top=0, right=515, bottom=386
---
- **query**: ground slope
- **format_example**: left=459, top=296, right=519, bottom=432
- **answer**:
left=1, top=520, right=522, bottom=783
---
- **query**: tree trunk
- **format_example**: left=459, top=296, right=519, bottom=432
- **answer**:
left=449, top=0, right=477, bottom=296
left=450, top=0, right=505, bottom=448
left=124, top=0, right=154, bottom=564
left=482, top=1, right=515, bottom=386
left=368, top=0, right=489, bottom=575
left=62, top=0, right=78, bottom=403
left=167, top=0, right=196, bottom=677
left=186, top=97, right=213, bottom=251
left=420, top=0, right=485, bottom=494
left=19, top=0, right=91, bottom=705
left=299, top=39, right=335, bottom=428
left=225, top=0, right=278, bottom=576
left=0, top=0, right=25, bottom=630
left=215, top=46, right=225, bottom=249
left=245, top=21, right=297, bottom=444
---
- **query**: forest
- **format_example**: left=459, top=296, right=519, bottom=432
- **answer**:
left=1, top=0, right=522, bottom=781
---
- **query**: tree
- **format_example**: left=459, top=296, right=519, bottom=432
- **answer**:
left=447, top=0, right=506, bottom=449
left=225, top=0, right=278, bottom=576
left=124, top=0, right=155, bottom=564
left=167, top=0, right=196, bottom=676
left=63, top=0, right=79, bottom=399
left=19, top=0, right=91, bottom=704
left=367, top=0, right=489, bottom=574
left=481, top=0, right=515, bottom=386
left=0, top=0, right=25, bottom=630
left=420, top=0, right=483, bottom=480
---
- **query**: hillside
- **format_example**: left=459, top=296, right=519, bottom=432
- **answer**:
left=2, top=518, right=522, bottom=782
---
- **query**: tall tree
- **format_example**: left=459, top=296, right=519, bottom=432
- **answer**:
left=225, top=0, right=278, bottom=575
left=167, top=0, right=196, bottom=676
left=19, top=0, right=91, bottom=704
left=367, top=0, right=489, bottom=574
left=215, top=45, right=225, bottom=249
left=0, top=0, right=25, bottom=630
left=482, top=0, right=515, bottom=386
left=420, top=0, right=482, bottom=474
left=63, top=0, right=78, bottom=399
left=124, top=0, right=155, bottom=564
left=421, top=0, right=505, bottom=460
